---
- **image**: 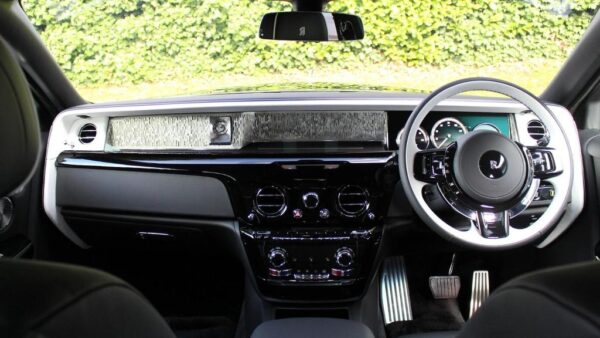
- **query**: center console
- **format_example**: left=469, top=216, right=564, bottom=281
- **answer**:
left=237, top=151, right=398, bottom=300
left=251, top=318, right=375, bottom=338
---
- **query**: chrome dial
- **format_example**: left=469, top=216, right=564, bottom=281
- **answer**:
left=397, top=127, right=430, bottom=150
left=431, top=117, right=468, bottom=148
left=268, top=248, right=288, bottom=268
left=473, top=123, right=500, bottom=133
left=335, top=247, right=355, bottom=268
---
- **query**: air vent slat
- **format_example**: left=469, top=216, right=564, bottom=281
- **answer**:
left=78, top=124, right=97, bottom=144
left=527, top=120, right=549, bottom=146
left=337, top=185, right=368, bottom=216
left=255, top=186, right=287, bottom=218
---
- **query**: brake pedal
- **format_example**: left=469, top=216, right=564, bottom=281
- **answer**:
left=429, top=254, right=461, bottom=299
left=380, top=256, right=413, bottom=324
left=429, top=275, right=461, bottom=299
left=469, top=270, right=490, bottom=317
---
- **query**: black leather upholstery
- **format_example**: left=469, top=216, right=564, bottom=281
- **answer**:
left=0, top=36, right=41, bottom=197
left=251, top=318, right=375, bottom=338
left=457, top=261, right=600, bottom=338
left=400, top=261, right=600, bottom=338
left=0, top=259, right=176, bottom=338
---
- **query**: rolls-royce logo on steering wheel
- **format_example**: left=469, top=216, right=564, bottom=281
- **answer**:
left=479, top=151, right=508, bottom=179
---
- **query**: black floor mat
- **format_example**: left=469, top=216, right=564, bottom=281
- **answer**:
left=386, top=254, right=466, bottom=336
left=386, top=296, right=464, bottom=336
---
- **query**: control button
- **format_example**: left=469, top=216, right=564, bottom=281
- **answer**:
left=335, top=247, right=355, bottom=268
left=367, top=212, right=376, bottom=220
left=319, top=208, right=330, bottom=219
left=269, top=268, right=292, bottom=277
left=255, top=230, right=271, bottom=239
left=331, top=268, right=354, bottom=278
left=302, top=192, right=320, bottom=209
left=247, top=213, right=256, bottom=222
left=534, top=185, right=555, bottom=201
left=267, top=248, right=288, bottom=268
left=292, top=209, right=303, bottom=219
left=293, top=272, right=331, bottom=281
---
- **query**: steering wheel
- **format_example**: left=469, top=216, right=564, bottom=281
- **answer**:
left=398, top=78, right=573, bottom=249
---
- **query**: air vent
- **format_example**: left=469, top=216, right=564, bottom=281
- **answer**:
left=337, top=185, right=369, bottom=216
left=78, top=124, right=97, bottom=144
left=0, top=197, right=14, bottom=231
left=527, top=120, right=549, bottom=146
left=254, top=186, right=287, bottom=217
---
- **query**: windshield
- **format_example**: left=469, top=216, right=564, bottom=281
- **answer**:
left=23, top=0, right=599, bottom=102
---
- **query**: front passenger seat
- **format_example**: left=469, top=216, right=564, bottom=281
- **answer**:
left=0, top=36, right=175, bottom=338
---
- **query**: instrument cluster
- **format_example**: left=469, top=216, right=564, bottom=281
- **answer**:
left=397, top=113, right=511, bottom=150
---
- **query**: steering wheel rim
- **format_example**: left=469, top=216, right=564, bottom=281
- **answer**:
left=398, top=78, right=574, bottom=250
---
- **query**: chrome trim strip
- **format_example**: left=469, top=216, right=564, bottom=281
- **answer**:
left=322, top=13, right=339, bottom=41
left=57, top=154, right=396, bottom=168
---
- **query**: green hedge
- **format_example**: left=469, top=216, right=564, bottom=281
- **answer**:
left=23, top=0, right=599, bottom=86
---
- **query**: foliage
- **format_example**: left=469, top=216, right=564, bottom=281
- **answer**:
left=23, top=0, right=600, bottom=87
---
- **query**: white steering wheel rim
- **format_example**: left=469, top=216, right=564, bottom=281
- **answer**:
left=398, top=78, right=574, bottom=250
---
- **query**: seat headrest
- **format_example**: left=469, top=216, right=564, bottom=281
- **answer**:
left=0, top=37, right=41, bottom=197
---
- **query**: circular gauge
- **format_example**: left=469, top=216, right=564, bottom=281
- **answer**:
left=473, top=123, right=500, bottom=133
left=396, top=127, right=430, bottom=150
left=430, top=117, right=468, bottom=148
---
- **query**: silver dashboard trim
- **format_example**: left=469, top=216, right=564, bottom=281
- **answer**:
left=63, top=98, right=529, bottom=116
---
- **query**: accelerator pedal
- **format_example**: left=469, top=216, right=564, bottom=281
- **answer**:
left=469, top=270, right=490, bottom=317
left=380, top=256, right=413, bottom=324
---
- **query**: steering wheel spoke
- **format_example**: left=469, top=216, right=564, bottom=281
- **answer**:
left=413, top=149, right=448, bottom=183
left=474, top=210, right=510, bottom=239
left=527, top=146, right=562, bottom=179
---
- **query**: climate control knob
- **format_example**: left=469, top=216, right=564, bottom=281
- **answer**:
left=302, top=192, right=320, bottom=209
left=268, top=248, right=288, bottom=268
left=335, top=247, right=355, bottom=268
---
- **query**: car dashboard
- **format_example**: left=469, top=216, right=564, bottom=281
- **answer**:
left=43, top=91, right=583, bottom=302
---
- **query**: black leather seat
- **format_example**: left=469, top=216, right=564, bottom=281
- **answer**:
left=0, top=259, right=176, bottom=338
left=0, top=35, right=176, bottom=338
left=401, top=261, right=600, bottom=338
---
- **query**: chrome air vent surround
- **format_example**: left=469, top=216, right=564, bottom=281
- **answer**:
left=78, top=124, right=97, bottom=144
left=254, top=186, right=287, bottom=218
left=337, top=185, right=369, bottom=216
left=527, top=120, right=549, bottom=146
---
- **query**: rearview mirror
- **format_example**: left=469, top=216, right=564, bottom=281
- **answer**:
left=259, top=12, right=364, bottom=41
